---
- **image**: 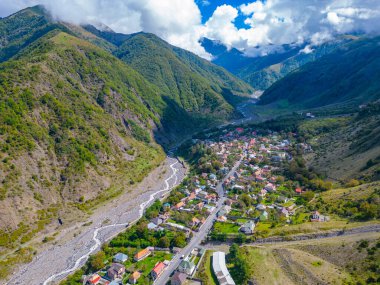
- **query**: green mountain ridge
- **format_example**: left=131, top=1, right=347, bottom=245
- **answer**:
left=201, top=37, right=355, bottom=90
left=258, top=36, right=380, bottom=109
left=0, top=5, right=252, bottom=270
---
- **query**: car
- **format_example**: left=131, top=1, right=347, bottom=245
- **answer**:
left=180, top=255, right=185, bottom=259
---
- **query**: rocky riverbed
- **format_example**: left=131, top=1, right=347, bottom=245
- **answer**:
left=7, top=157, right=186, bottom=285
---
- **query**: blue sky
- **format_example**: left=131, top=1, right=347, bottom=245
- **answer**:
left=197, top=0, right=251, bottom=28
left=1, top=0, right=379, bottom=59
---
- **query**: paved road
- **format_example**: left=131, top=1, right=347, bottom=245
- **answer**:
left=154, top=157, right=243, bottom=285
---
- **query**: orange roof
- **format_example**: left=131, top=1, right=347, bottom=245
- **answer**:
left=134, top=248, right=150, bottom=260
left=192, top=217, right=200, bottom=223
left=152, top=262, right=165, bottom=275
left=130, top=271, right=141, bottom=280
left=175, top=201, right=185, bottom=208
left=88, top=274, right=101, bottom=284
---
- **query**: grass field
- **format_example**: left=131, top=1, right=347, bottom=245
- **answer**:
left=260, top=219, right=379, bottom=238
left=241, top=231, right=380, bottom=285
left=195, top=250, right=217, bottom=285
left=319, top=182, right=380, bottom=202
left=213, top=222, right=240, bottom=234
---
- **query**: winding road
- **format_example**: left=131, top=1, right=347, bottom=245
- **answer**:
left=7, top=157, right=186, bottom=285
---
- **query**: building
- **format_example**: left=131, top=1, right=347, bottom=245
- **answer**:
left=178, top=257, right=196, bottom=275
left=152, top=217, right=163, bottom=225
left=134, top=248, right=151, bottom=262
left=151, top=262, right=166, bottom=280
left=240, top=220, right=255, bottom=235
left=107, top=263, right=125, bottom=280
left=113, top=253, right=128, bottom=263
left=175, top=201, right=185, bottom=210
left=129, top=271, right=141, bottom=284
left=212, top=252, right=235, bottom=285
left=259, top=211, right=269, bottom=221
left=87, top=274, right=101, bottom=285
left=171, top=271, right=187, bottom=285
left=311, top=211, right=330, bottom=222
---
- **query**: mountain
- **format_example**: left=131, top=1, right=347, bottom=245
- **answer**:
left=0, top=5, right=252, bottom=268
left=201, top=37, right=353, bottom=90
left=86, top=29, right=253, bottom=117
left=258, top=36, right=380, bottom=109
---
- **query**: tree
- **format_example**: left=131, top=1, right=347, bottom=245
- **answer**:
left=235, top=234, right=246, bottom=244
left=172, top=232, right=187, bottom=248
left=158, top=236, right=170, bottom=248
left=90, top=251, right=106, bottom=271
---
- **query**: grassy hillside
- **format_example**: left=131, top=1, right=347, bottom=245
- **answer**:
left=258, top=36, right=380, bottom=109
left=240, top=232, right=380, bottom=285
left=113, top=33, right=253, bottom=113
left=302, top=109, right=380, bottom=181
left=0, top=29, right=170, bottom=271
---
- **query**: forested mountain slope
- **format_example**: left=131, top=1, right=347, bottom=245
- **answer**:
left=0, top=5, right=252, bottom=259
left=258, top=36, right=380, bottom=109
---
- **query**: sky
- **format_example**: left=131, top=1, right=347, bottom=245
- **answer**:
left=1, top=0, right=380, bottom=59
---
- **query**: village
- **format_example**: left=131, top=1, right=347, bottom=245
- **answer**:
left=75, top=126, right=330, bottom=285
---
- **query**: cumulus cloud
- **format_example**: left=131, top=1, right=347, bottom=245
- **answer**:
left=203, top=0, right=380, bottom=56
left=1, top=0, right=380, bottom=59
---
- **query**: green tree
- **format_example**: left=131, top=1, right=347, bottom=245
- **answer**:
left=158, top=236, right=170, bottom=248
left=172, top=232, right=187, bottom=248
left=89, top=251, right=106, bottom=271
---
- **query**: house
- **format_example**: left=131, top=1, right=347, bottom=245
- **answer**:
left=113, top=253, right=128, bottom=263
left=187, top=192, right=196, bottom=201
left=151, top=262, right=166, bottom=280
left=280, top=208, right=289, bottom=217
left=259, top=189, right=267, bottom=197
left=178, top=257, right=196, bottom=275
left=196, top=202, right=204, bottom=210
left=212, top=252, right=235, bottom=285
left=147, top=222, right=158, bottom=230
left=217, top=215, right=227, bottom=222
left=197, top=191, right=208, bottom=200
left=295, top=187, right=302, bottom=194
left=134, top=248, right=151, bottom=262
left=171, top=271, right=187, bottom=285
left=152, top=217, right=163, bottom=226
left=277, top=196, right=289, bottom=203
left=240, top=221, right=255, bottom=235
left=310, top=211, right=330, bottom=222
left=175, top=201, right=185, bottom=210
left=87, top=274, right=101, bottom=285
left=209, top=173, right=217, bottom=180
left=107, top=263, right=125, bottom=280
left=264, top=183, right=276, bottom=192
left=128, top=271, right=141, bottom=284
left=204, top=205, right=215, bottom=213
left=256, top=204, right=266, bottom=211
left=259, top=211, right=269, bottom=221
left=163, top=202, right=171, bottom=209
left=191, top=217, right=200, bottom=227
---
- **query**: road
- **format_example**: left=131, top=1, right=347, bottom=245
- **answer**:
left=7, top=157, right=186, bottom=285
left=154, top=157, right=243, bottom=285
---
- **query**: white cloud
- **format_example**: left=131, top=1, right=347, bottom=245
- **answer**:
left=1, top=0, right=380, bottom=59
left=202, top=0, right=380, bottom=57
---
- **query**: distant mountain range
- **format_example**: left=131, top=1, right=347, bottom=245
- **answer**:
left=258, top=36, right=380, bottom=109
left=201, top=36, right=355, bottom=91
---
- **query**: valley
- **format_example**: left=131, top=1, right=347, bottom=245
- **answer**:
left=0, top=3, right=380, bottom=285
